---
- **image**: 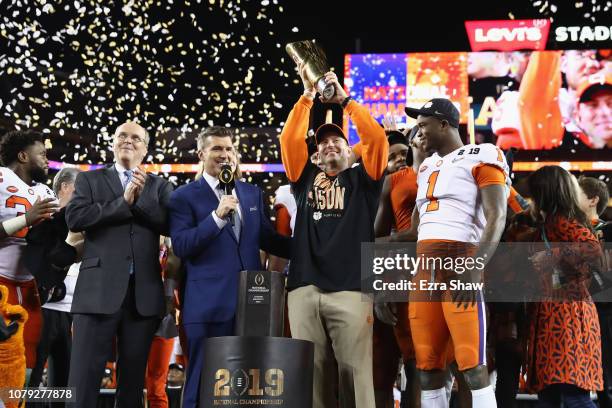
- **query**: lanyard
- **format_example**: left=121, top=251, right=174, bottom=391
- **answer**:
left=540, top=226, right=552, bottom=252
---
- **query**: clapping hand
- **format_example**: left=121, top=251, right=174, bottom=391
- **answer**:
left=124, top=167, right=148, bottom=205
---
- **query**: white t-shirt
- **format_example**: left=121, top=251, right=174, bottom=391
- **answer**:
left=273, top=184, right=297, bottom=236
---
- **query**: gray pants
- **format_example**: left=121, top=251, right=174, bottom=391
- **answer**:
left=288, top=285, right=375, bottom=408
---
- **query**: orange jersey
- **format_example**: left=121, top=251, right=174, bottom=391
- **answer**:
left=389, top=167, right=418, bottom=232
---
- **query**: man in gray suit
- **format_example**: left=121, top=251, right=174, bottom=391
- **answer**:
left=65, top=122, right=173, bottom=408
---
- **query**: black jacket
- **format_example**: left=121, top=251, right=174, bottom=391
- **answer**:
left=25, top=207, right=76, bottom=303
left=65, top=165, right=173, bottom=316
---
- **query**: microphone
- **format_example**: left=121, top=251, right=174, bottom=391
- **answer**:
left=218, top=163, right=235, bottom=225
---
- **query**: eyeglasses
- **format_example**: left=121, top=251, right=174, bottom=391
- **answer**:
left=116, top=133, right=145, bottom=144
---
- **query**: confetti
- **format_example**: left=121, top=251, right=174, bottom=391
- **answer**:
left=0, top=0, right=305, bottom=208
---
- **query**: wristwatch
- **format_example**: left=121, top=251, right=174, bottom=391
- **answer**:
left=341, top=96, right=353, bottom=108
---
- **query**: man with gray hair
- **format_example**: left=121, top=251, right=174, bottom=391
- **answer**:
left=52, top=167, right=81, bottom=205
left=66, top=121, right=173, bottom=408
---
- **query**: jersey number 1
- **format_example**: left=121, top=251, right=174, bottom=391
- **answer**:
left=426, top=171, right=440, bottom=212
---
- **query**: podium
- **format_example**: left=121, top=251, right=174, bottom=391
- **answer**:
left=199, top=336, right=314, bottom=407
left=199, top=271, right=315, bottom=407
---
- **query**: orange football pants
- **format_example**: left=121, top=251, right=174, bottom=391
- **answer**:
left=408, top=241, right=486, bottom=371
left=146, top=336, right=175, bottom=408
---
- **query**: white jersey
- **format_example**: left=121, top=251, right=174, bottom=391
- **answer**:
left=0, top=167, right=56, bottom=281
left=273, top=184, right=297, bottom=236
left=416, top=144, right=510, bottom=243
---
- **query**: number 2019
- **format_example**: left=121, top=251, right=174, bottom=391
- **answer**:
left=214, top=368, right=284, bottom=397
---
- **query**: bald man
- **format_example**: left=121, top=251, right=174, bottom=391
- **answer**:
left=66, top=122, right=173, bottom=408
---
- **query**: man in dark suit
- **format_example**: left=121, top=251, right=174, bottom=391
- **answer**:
left=168, top=126, right=291, bottom=408
left=65, top=121, right=173, bottom=408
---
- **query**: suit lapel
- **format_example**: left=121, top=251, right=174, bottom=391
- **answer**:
left=198, top=177, right=220, bottom=202
left=103, top=165, right=124, bottom=198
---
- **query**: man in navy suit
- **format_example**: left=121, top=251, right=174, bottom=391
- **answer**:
left=168, top=126, right=291, bottom=408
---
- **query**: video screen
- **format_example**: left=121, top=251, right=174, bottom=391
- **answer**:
left=343, top=50, right=611, bottom=153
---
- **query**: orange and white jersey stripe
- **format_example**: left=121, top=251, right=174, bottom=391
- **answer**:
left=415, top=143, right=510, bottom=243
left=0, top=166, right=56, bottom=281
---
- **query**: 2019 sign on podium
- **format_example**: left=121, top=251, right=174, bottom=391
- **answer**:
left=200, top=337, right=313, bottom=407
left=199, top=271, right=314, bottom=407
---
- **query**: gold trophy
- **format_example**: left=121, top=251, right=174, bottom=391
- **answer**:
left=285, top=40, right=335, bottom=100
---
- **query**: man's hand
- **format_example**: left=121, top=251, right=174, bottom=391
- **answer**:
left=375, top=302, right=398, bottom=326
left=215, top=195, right=239, bottom=219
left=319, top=71, right=348, bottom=104
left=451, top=267, right=483, bottom=310
left=297, top=60, right=316, bottom=99
left=131, top=167, right=148, bottom=198
left=25, top=196, right=59, bottom=226
left=382, top=113, right=400, bottom=132
left=124, top=167, right=148, bottom=205
left=124, top=182, right=139, bottom=206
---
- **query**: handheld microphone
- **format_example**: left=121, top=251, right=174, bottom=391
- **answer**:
left=218, top=163, right=236, bottom=225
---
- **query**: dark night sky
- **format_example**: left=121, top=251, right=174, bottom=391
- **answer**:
left=0, top=0, right=609, bottom=164
left=281, top=0, right=608, bottom=70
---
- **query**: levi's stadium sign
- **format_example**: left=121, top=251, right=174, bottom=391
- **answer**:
left=465, top=19, right=550, bottom=51
left=466, top=19, right=612, bottom=51
left=555, top=25, right=612, bottom=43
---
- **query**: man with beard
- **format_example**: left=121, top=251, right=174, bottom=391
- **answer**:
left=390, top=99, right=509, bottom=408
left=0, top=130, right=58, bottom=385
left=281, top=62, right=388, bottom=407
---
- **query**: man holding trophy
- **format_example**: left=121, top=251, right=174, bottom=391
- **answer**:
left=281, top=41, right=388, bottom=407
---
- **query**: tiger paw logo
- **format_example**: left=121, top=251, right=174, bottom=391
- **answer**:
left=313, top=172, right=333, bottom=190
left=313, top=211, right=322, bottom=221
left=311, top=173, right=345, bottom=212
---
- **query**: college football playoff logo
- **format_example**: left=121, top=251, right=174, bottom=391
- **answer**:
left=254, top=273, right=265, bottom=286
left=219, top=164, right=234, bottom=184
left=230, top=369, right=249, bottom=396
